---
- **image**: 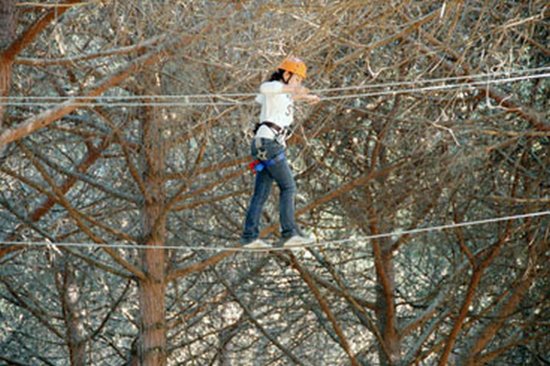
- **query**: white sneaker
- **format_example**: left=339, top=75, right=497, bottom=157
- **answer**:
left=283, top=235, right=315, bottom=248
left=243, top=239, right=271, bottom=249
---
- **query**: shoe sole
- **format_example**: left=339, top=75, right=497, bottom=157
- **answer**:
left=243, top=241, right=272, bottom=249
left=283, top=240, right=314, bottom=249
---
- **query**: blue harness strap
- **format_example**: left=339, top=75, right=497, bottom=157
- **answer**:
left=250, top=151, right=285, bottom=173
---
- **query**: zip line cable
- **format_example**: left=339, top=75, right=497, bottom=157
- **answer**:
left=0, top=67, right=548, bottom=106
left=1, top=210, right=548, bottom=253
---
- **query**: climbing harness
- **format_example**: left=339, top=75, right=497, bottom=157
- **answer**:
left=249, top=137, right=286, bottom=173
left=253, top=121, right=293, bottom=146
left=254, top=137, right=269, bottom=160
left=249, top=151, right=286, bottom=173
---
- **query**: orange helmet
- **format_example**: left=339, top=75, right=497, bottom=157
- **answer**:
left=277, top=57, right=307, bottom=79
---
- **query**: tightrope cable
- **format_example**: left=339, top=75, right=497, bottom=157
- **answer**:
left=0, top=210, right=547, bottom=252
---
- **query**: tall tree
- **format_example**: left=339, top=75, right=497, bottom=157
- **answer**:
left=0, top=0, right=17, bottom=143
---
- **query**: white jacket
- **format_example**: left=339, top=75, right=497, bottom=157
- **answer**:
left=255, top=81, right=293, bottom=139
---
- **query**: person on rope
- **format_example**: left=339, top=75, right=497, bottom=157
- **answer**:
left=240, top=57, right=320, bottom=249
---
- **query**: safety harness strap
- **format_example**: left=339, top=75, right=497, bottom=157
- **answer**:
left=249, top=152, right=285, bottom=174
left=254, top=121, right=292, bottom=142
left=250, top=138, right=285, bottom=173
left=254, top=138, right=268, bottom=160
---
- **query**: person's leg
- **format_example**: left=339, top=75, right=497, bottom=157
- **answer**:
left=267, top=152, right=314, bottom=247
left=241, top=169, right=273, bottom=242
left=267, top=157, right=298, bottom=239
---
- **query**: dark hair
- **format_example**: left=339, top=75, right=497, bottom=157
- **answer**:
left=268, top=68, right=291, bottom=83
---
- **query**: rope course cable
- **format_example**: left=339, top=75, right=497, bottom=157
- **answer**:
left=1, top=210, right=548, bottom=252
left=0, top=68, right=548, bottom=107
left=314, top=66, right=550, bottom=92
left=4, top=66, right=549, bottom=99
left=319, top=73, right=550, bottom=101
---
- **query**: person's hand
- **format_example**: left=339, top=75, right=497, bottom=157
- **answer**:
left=295, top=86, right=310, bottom=95
left=305, top=94, right=320, bottom=105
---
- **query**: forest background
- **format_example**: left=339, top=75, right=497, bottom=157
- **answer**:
left=0, top=1, right=548, bottom=365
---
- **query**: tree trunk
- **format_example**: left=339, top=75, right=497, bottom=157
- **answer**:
left=373, top=243, right=401, bottom=366
left=0, top=0, right=17, bottom=129
left=61, top=264, right=88, bottom=365
left=138, top=80, right=167, bottom=365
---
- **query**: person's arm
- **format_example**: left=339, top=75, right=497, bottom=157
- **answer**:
left=261, top=81, right=306, bottom=95
left=259, top=81, right=285, bottom=94
left=281, top=84, right=308, bottom=95
left=292, top=92, right=321, bottom=104
left=260, top=82, right=320, bottom=104
left=287, top=86, right=320, bottom=104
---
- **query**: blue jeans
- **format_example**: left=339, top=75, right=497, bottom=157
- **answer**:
left=241, top=138, right=298, bottom=241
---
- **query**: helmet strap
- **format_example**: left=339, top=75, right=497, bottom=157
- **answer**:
left=282, top=72, right=293, bottom=84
